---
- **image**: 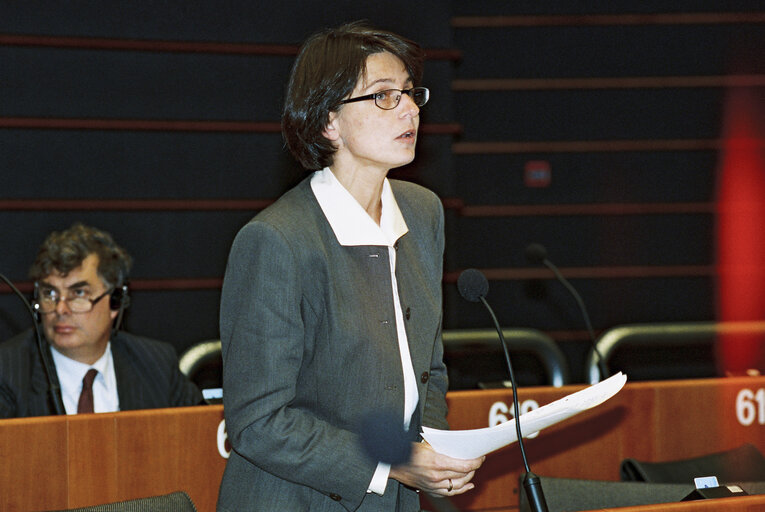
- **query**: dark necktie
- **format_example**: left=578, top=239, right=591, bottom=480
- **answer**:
left=77, top=368, right=98, bottom=414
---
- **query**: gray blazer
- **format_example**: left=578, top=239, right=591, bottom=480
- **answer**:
left=0, top=329, right=203, bottom=418
left=218, top=177, right=449, bottom=512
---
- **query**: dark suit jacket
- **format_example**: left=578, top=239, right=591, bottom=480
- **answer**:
left=0, top=329, right=203, bottom=418
left=217, top=177, right=449, bottom=512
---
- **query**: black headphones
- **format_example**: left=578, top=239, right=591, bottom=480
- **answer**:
left=91, top=230, right=131, bottom=314
left=109, top=279, right=130, bottom=334
left=31, top=282, right=41, bottom=323
left=109, top=282, right=130, bottom=311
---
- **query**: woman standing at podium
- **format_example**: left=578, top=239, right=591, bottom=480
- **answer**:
left=217, top=21, right=483, bottom=512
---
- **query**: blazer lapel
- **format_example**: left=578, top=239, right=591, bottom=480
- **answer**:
left=111, top=336, right=145, bottom=410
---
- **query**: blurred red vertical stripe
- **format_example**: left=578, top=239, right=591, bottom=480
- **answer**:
left=716, top=86, right=765, bottom=374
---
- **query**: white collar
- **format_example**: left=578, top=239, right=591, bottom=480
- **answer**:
left=51, top=341, right=115, bottom=390
left=310, top=167, right=408, bottom=246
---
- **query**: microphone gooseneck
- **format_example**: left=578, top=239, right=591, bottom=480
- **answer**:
left=525, top=243, right=609, bottom=381
left=0, top=274, right=65, bottom=415
left=457, top=269, right=548, bottom=512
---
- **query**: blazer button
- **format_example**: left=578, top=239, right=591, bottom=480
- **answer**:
left=330, top=493, right=342, bottom=501
left=421, top=371, right=429, bottom=383
left=405, top=307, right=411, bottom=320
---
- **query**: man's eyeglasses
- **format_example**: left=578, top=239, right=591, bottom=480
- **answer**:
left=338, top=87, right=429, bottom=110
left=34, top=286, right=113, bottom=314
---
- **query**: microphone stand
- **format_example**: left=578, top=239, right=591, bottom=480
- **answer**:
left=478, top=296, right=548, bottom=512
left=525, top=243, right=609, bottom=381
left=0, top=274, right=65, bottom=415
left=540, top=257, right=609, bottom=381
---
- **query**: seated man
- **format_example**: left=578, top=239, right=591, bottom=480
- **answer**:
left=0, top=223, right=202, bottom=417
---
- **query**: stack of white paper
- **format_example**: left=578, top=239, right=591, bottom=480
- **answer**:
left=422, top=372, right=627, bottom=459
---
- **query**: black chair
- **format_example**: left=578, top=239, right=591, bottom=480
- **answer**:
left=586, top=321, right=765, bottom=384
left=621, top=443, right=765, bottom=484
left=442, top=328, right=570, bottom=389
left=178, top=339, right=222, bottom=392
left=47, top=491, right=197, bottom=512
left=518, top=475, right=692, bottom=512
left=518, top=474, right=765, bottom=512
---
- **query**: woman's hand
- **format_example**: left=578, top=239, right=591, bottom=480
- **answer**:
left=389, top=442, right=485, bottom=497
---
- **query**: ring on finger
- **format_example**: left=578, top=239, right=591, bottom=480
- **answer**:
left=447, top=478, right=453, bottom=492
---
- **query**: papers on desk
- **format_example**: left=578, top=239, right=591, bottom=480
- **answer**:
left=421, top=372, right=627, bottom=459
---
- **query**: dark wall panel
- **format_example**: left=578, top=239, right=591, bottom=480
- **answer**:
left=4, top=130, right=299, bottom=198
left=446, top=277, right=715, bottom=331
left=455, top=215, right=713, bottom=268
left=453, top=25, right=765, bottom=79
left=452, top=2, right=764, bottom=15
left=4, top=131, right=454, bottom=199
left=456, top=152, right=718, bottom=204
left=456, top=89, right=726, bottom=141
left=0, top=211, right=254, bottom=280
left=0, top=51, right=454, bottom=123
left=1, top=2, right=454, bottom=46
left=0, top=47, right=292, bottom=120
left=123, top=289, right=223, bottom=352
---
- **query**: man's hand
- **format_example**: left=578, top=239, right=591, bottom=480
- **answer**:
left=389, top=442, right=485, bottom=497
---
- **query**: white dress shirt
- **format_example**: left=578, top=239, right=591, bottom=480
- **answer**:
left=51, top=342, right=120, bottom=414
left=311, top=167, right=418, bottom=495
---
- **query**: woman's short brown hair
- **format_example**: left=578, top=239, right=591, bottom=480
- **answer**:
left=282, top=21, right=424, bottom=171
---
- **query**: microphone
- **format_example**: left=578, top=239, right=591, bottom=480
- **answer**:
left=525, top=243, right=609, bottom=381
left=457, top=269, right=548, bottom=512
left=0, top=274, right=65, bottom=415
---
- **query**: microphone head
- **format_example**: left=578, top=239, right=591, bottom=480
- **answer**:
left=358, top=409, right=412, bottom=465
left=524, top=243, right=548, bottom=264
left=457, top=268, right=489, bottom=303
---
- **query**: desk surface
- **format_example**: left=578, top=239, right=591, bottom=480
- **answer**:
left=1, top=376, right=764, bottom=512
left=587, top=493, right=765, bottom=512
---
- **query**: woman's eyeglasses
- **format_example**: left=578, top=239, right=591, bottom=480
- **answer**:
left=337, top=87, right=429, bottom=110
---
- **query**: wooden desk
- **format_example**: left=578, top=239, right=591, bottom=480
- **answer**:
left=1, top=377, right=764, bottom=511
left=0, top=406, right=227, bottom=512
left=447, top=376, right=765, bottom=511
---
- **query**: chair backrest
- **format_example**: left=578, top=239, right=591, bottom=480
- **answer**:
left=586, top=321, right=765, bottom=384
left=47, top=491, right=197, bottom=512
left=518, top=475, right=692, bottom=512
left=621, top=443, right=765, bottom=484
left=178, top=339, right=222, bottom=392
left=442, top=328, right=570, bottom=388
left=181, top=330, right=570, bottom=392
